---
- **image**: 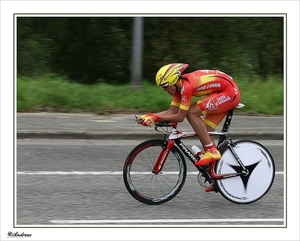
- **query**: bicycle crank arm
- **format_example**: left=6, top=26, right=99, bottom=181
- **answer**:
left=212, top=171, right=248, bottom=179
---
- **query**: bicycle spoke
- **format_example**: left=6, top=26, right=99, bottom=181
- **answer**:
left=123, top=139, right=186, bottom=205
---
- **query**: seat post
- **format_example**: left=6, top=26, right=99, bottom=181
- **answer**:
left=217, top=108, right=234, bottom=147
left=221, top=109, right=234, bottom=133
left=217, top=103, right=244, bottom=148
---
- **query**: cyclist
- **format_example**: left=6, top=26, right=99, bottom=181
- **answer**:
left=140, top=63, right=241, bottom=166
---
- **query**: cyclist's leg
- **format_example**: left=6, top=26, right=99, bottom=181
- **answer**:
left=203, top=112, right=227, bottom=132
left=187, top=90, right=240, bottom=166
left=200, top=86, right=241, bottom=131
left=186, top=103, right=212, bottom=147
left=186, top=101, right=222, bottom=166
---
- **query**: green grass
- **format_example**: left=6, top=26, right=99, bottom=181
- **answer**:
left=237, top=78, right=284, bottom=115
left=17, top=75, right=284, bottom=115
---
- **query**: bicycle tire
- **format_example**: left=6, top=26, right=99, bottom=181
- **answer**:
left=123, top=139, right=187, bottom=205
left=215, top=140, right=275, bottom=204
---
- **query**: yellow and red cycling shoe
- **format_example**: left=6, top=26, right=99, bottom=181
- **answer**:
left=195, top=149, right=221, bottom=166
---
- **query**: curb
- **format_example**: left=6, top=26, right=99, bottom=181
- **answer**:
left=17, top=131, right=284, bottom=140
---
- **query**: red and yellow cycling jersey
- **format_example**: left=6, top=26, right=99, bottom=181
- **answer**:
left=171, top=70, right=240, bottom=112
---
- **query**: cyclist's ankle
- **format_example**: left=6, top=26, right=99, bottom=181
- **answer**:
left=204, top=142, right=217, bottom=153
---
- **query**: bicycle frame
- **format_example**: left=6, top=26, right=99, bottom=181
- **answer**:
left=152, top=104, right=249, bottom=184
left=125, top=103, right=274, bottom=205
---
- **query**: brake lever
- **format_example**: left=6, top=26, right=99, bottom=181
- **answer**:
left=135, top=115, right=143, bottom=124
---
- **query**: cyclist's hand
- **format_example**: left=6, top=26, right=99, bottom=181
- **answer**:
left=136, top=114, right=152, bottom=124
left=136, top=113, right=154, bottom=124
left=141, top=114, right=160, bottom=127
left=139, top=113, right=154, bottom=119
left=139, top=113, right=150, bottom=120
left=141, top=116, right=155, bottom=127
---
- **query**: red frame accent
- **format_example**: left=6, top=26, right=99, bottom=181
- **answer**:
left=152, top=140, right=175, bottom=174
left=209, top=160, right=236, bottom=179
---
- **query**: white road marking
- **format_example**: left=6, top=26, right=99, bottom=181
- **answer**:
left=49, top=218, right=284, bottom=225
left=16, top=171, right=284, bottom=226
left=18, top=171, right=124, bottom=175
left=17, top=171, right=284, bottom=175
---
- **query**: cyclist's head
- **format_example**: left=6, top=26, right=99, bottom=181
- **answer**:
left=155, top=63, right=189, bottom=87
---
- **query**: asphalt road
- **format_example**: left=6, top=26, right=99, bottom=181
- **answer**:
left=16, top=112, right=284, bottom=140
left=16, top=139, right=284, bottom=227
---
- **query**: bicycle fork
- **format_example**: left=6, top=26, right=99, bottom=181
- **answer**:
left=152, top=139, right=175, bottom=174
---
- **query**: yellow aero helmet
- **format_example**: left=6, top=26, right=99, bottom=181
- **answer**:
left=155, top=63, right=189, bottom=86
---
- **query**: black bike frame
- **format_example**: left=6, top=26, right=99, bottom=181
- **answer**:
left=169, top=108, right=239, bottom=183
left=155, top=107, right=248, bottom=183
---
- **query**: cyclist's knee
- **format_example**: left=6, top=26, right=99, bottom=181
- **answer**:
left=186, top=104, right=203, bottom=119
left=186, top=110, right=198, bottom=121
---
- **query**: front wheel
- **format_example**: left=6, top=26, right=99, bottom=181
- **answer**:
left=215, top=140, right=275, bottom=204
left=123, top=139, right=187, bottom=205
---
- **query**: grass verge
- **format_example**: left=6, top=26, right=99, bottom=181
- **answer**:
left=17, top=75, right=284, bottom=115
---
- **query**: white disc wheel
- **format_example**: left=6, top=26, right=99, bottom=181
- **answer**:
left=215, top=140, right=275, bottom=204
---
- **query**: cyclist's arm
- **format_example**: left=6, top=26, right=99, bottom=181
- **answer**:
left=154, top=105, right=187, bottom=123
left=154, top=105, right=178, bottom=116
left=152, top=85, right=191, bottom=123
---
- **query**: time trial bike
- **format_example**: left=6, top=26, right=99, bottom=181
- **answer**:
left=123, top=103, right=275, bottom=205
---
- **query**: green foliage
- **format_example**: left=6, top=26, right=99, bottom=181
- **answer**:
left=17, top=16, right=283, bottom=84
left=236, top=77, right=283, bottom=115
left=17, top=76, right=284, bottom=115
